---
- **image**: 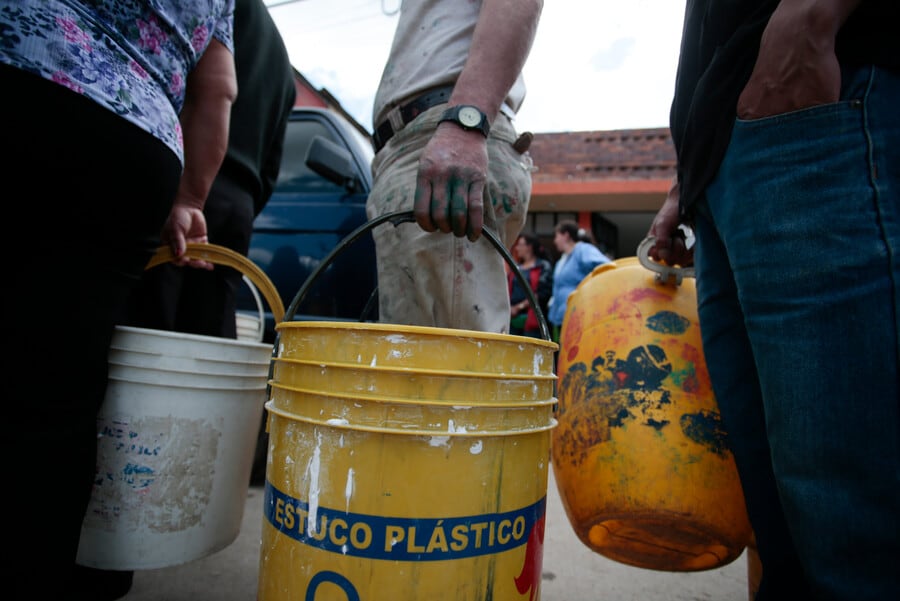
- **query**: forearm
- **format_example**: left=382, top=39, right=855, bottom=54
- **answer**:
left=765, top=0, right=862, bottom=52
left=177, top=40, right=237, bottom=210
left=414, top=0, right=542, bottom=241
left=774, top=0, right=862, bottom=35
left=449, top=0, right=543, bottom=121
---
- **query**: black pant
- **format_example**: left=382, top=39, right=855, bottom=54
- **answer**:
left=1, top=65, right=181, bottom=598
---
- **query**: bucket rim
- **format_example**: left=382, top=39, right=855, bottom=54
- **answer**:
left=108, top=358, right=268, bottom=378
left=264, top=400, right=558, bottom=436
left=108, top=373, right=267, bottom=391
left=275, top=320, right=559, bottom=350
left=107, top=346, right=271, bottom=375
left=267, top=379, right=558, bottom=409
left=113, top=324, right=272, bottom=351
left=270, top=356, right=558, bottom=381
left=109, top=347, right=271, bottom=368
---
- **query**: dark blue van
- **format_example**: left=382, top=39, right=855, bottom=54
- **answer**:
left=238, top=107, right=378, bottom=341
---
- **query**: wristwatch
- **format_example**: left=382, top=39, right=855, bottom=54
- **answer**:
left=438, top=105, right=491, bottom=138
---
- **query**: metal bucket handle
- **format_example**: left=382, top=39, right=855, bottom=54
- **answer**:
left=147, top=243, right=285, bottom=324
left=283, top=210, right=551, bottom=341
left=636, top=236, right=695, bottom=286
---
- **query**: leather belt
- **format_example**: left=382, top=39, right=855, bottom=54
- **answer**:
left=372, top=85, right=454, bottom=153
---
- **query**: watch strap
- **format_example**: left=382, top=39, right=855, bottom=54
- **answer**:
left=438, top=105, right=491, bottom=138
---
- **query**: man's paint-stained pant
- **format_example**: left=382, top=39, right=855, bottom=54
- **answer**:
left=367, top=105, right=532, bottom=333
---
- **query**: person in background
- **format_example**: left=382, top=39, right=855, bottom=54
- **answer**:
left=547, top=220, right=610, bottom=343
left=366, top=0, right=543, bottom=333
left=118, top=4, right=293, bottom=571
left=0, top=1, right=236, bottom=598
left=647, top=1, right=899, bottom=598
left=125, top=0, right=295, bottom=344
left=508, top=232, right=552, bottom=338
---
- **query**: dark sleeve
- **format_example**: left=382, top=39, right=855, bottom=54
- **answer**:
left=258, top=90, right=292, bottom=207
left=537, top=260, right=553, bottom=311
left=229, top=0, right=297, bottom=216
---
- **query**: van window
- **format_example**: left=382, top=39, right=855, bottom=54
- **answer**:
left=275, top=120, right=346, bottom=194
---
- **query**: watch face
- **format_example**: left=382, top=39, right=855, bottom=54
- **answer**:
left=458, top=106, right=482, bottom=128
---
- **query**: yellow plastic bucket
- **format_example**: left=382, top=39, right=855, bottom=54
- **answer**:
left=259, top=322, right=557, bottom=601
left=275, top=320, right=554, bottom=376
left=551, top=241, right=751, bottom=572
left=270, top=357, right=556, bottom=403
left=268, top=380, right=556, bottom=432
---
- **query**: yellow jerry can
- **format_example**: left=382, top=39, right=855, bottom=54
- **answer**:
left=551, top=240, right=752, bottom=572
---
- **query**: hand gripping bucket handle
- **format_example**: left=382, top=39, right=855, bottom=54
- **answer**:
left=636, top=235, right=695, bottom=286
left=282, top=209, right=550, bottom=340
left=147, top=242, right=285, bottom=324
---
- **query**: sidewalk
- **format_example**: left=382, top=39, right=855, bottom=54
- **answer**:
left=122, top=469, right=750, bottom=601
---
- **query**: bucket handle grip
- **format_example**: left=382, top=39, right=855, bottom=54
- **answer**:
left=637, top=236, right=695, bottom=286
left=147, top=243, right=285, bottom=324
left=283, top=210, right=551, bottom=341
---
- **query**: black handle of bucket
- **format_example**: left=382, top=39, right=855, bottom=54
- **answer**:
left=282, top=210, right=551, bottom=341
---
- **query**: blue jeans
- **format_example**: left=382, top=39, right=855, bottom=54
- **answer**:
left=694, top=65, right=900, bottom=600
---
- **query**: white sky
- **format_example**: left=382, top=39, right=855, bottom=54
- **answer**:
left=264, top=0, right=686, bottom=135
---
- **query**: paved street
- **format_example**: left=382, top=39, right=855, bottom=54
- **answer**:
left=122, top=468, right=750, bottom=601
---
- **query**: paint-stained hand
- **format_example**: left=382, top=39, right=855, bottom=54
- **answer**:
left=414, top=124, right=488, bottom=241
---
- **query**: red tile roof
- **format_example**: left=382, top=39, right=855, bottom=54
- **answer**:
left=524, top=128, right=676, bottom=214
left=529, top=127, right=676, bottom=183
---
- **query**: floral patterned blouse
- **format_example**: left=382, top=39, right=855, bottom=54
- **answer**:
left=0, top=1, right=235, bottom=164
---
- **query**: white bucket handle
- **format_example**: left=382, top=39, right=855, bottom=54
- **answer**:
left=240, top=274, right=266, bottom=342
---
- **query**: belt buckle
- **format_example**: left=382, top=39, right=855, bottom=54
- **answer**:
left=386, top=106, right=405, bottom=134
left=374, top=106, right=407, bottom=152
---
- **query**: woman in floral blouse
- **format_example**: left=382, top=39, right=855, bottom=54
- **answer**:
left=0, top=2, right=236, bottom=597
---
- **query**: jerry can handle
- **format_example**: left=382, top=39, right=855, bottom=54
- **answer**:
left=283, top=210, right=551, bottom=341
left=637, top=236, right=695, bottom=286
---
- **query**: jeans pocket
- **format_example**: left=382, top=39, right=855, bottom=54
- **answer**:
left=734, top=99, right=858, bottom=129
left=727, top=99, right=865, bottom=170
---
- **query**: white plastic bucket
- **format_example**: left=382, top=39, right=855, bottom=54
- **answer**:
left=236, top=311, right=264, bottom=342
left=75, top=326, right=272, bottom=570
left=76, top=244, right=283, bottom=570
